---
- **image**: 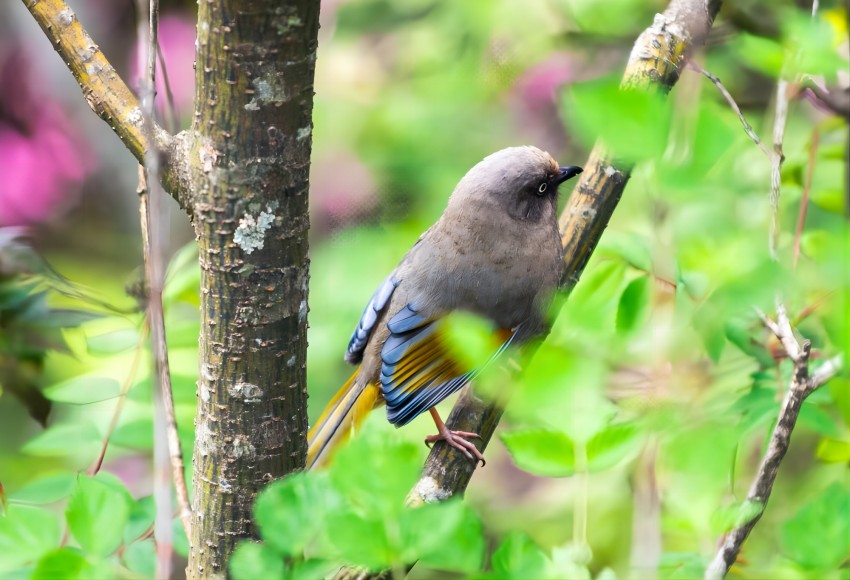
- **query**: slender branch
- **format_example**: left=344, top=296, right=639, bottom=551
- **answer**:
left=134, top=0, right=192, bottom=549
left=769, top=79, right=789, bottom=260
left=792, top=129, right=819, bottom=268
left=704, top=307, right=843, bottom=579
left=87, top=327, right=148, bottom=476
left=408, top=0, right=723, bottom=505
left=20, top=0, right=191, bottom=208
left=688, top=62, right=771, bottom=158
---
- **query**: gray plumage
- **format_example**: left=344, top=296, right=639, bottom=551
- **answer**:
left=308, top=145, right=582, bottom=467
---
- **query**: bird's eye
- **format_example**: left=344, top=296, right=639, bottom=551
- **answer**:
left=537, top=182, right=548, bottom=195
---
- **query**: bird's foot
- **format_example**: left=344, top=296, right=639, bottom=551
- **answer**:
left=424, top=429, right=485, bottom=467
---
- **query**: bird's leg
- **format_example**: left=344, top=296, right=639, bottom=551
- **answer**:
left=424, top=408, right=485, bottom=466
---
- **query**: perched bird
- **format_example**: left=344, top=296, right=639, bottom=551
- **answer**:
left=307, top=146, right=582, bottom=468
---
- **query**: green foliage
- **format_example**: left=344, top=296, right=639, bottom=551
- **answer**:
left=232, top=421, right=485, bottom=576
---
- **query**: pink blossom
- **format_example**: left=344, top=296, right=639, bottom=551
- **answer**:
left=130, top=13, right=196, bottom=121
left=0, top=50, right=94, bottom=227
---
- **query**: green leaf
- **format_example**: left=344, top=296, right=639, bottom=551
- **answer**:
left=501, top=429, right=576, bottom=477
left=616, top=275, right=651, bottom=333
left=564, top=76, right=671, bottom=162
left=710, top=500, right=764, bottom=534
left=326, top=510, right=391, bottom=570
left=124, top=496, right=156, bottom=545
left=31, top=548, right=90, bottom=580
left=736, top=34, right=784, bottom=77
left=22, top=422, right=101, bottom=457
left=780, top=483, right=850, bottom=570
left=0, top=505, right=61, bottom=573
left=111, top=419, right=153, bottom=450
left=66, top=475, right=131, bottom=558
left=9, top=473, right=76, bottom=505
left=415, top=502, right=484, bottom=573
left=491, top=532, right=549, bottom=579
left=255, top=471, right=339, bottom=556
left=586, top=423, right=641, bottom=472
left=815, top=438, right=850, bottom=463
left=86, top=329, right=139, bottom=355
left=230, top=542, right=286, bottom=580
left=290, top=559, right=339, bottom=580
left=41, top=309, right=103, bottom=328
left=329, top=426, right=422, bottom=516
left=122, top=539, right=155, bottom=578
left=43, top=376, right=121, bottom=405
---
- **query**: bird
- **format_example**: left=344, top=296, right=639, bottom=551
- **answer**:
left=307, top=146, right=582, bottom=469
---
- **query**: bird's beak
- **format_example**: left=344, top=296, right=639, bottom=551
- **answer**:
left=557, top=166, right=583, bottom=184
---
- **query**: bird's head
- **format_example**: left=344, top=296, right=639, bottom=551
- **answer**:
left=450, top=146, right=583, bottom=221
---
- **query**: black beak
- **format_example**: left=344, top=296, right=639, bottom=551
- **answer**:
left=557, top=165, right=583, bottom=184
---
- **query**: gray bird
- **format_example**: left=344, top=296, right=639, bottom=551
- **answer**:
left=307, top=146, right=582, bottom=468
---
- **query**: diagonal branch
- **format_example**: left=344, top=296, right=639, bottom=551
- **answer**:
left=704, top=306, right=843, bottom=579
left=408, top=0, right=723, bottom=506
left=21, top=0, right=192, bottom=208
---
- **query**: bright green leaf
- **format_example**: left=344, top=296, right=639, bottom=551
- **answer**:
left=491, top=532, right=550, bottom=579
left=586, top=423, right=641, bottom=472
left=326, top=510, right=391, bottom=570
left=9, top=473, right=76, bottom=505
left=122, top=539, right=155, bottom=578
left=86, top=329, right=139, bottom=355
left=616, top=275, right=651, bottom=333
left=66, top=475, right=131, bottom=558
left=43, top=376, right=121, bottom=405
left=255, top=471, right=340, bottom=556
left=780, top=483, right=850, bottom=570
left=415, top=502, right=484, bottom=573
left=31, top=548, right=90, bottom=580
left=0, top=505, right=61, bottom=573
left=230, top=542, right=285, bottom=580
left=501, top=429, right=576, bottom=477
left=815, top=438, right=850, bottom=463
left=21, top=422, right=101, bottom=457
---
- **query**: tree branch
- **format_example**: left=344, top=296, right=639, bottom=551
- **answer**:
left=21, top=0, right=191, bottom=208
left=704, top=306, right=843, bottom=579
left=409, top=0, right=723, bottom=505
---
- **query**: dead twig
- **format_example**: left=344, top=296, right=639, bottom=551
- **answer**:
left=704, top=304, right=843, bottom=579
left=792, top=129, right=820, bottom=268
left=688, top=62, right=771, bottom=159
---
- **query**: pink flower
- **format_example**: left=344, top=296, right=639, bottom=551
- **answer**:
left=130, top=13, right=196, bottom=122
left=0, top=50, right=94, bottom=227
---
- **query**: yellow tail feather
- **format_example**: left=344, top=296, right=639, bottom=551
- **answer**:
left=307, top=372, right=381, bottom=469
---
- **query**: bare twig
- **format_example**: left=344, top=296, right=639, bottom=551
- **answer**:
left=769, top=79, right=789, bottom=261
left=20, top=0, right=189, bottom=205
left=87, top=327, right=148, bottom=475
left=704, top=306, right=843, bottom=579
left=689, top=62, right=771, bottom=158
left=792, top=129, right=820, bottom=268
left=134, top=0, right=191, bottom=572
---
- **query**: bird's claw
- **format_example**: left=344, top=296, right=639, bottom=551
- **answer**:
left=424, top=430, right=486, bottom=467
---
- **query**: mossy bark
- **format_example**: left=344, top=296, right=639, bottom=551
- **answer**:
left=186, top=1, right=320, bottom=576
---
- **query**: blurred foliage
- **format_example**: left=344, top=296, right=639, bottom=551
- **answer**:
left=1, top=0, right=849, bottom=578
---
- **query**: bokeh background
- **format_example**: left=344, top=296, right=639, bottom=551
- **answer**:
left=1, top=0, right=848, bottom=578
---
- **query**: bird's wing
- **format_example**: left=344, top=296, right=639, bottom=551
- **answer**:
left=380, top=304, right=521, bottom=426
left=345, top=274, right=399, bottom=365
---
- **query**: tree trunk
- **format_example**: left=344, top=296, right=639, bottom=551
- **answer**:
left=187, top=1, right=320, bottom=576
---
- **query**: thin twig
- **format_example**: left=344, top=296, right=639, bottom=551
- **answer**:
left=21, top=0, right=184, bottom=203
left=769, top=79, right=789, bottom=261
left=704, top=307, right=843, bottom=579
left=135, top=0, right=191, bottom=573
left=688, top=62, right=771, bottom=158
left=156, top=43, right=179, bottom=134
left=87, top=325, right=148, bottom=475
left=792, top=129, right=819, bottom=268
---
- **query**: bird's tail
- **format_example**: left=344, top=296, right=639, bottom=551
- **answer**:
left=307, top=371, right=381, bottom=469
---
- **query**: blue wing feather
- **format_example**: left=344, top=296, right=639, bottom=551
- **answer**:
left=345, top=274, right=399, bottom=365
left=380, top=308, right=523, bottom=426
